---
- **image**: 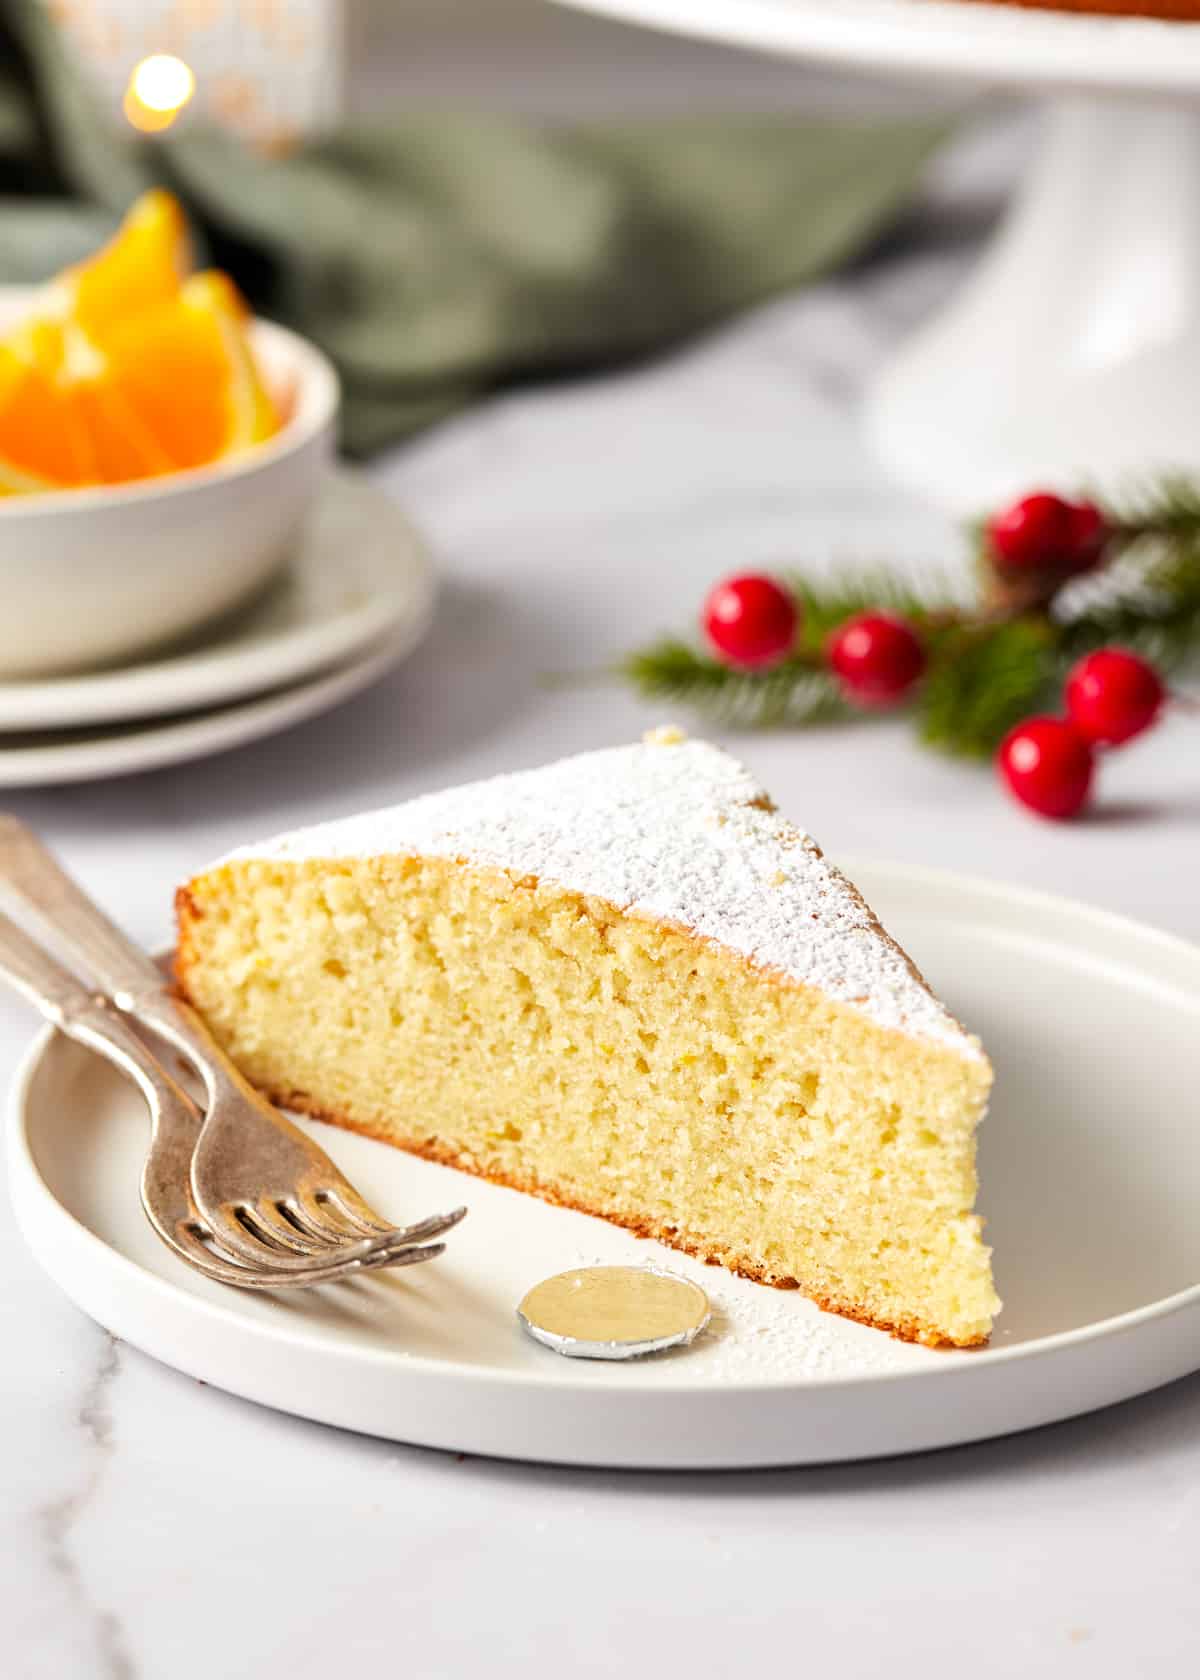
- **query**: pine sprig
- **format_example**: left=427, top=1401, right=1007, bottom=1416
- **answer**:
left=917, top=619, right=1057, bottom=758
left=620, top=640, right=852, bottom=730
left=786, top=566, right=959, bottom=651
left=1106, top=473, right=1200, bottom=541
left=616, top=476, right=1200, bottom=759
left=1057, top=532, right=1200, bottom=672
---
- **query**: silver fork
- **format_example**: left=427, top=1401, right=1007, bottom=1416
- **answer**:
left=0, top=909, right=452, bottom=1287
left=0, top=817, right=466, bottom=1271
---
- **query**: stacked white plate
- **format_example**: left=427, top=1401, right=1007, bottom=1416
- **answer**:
left=0, top=473, right=435, bottom=786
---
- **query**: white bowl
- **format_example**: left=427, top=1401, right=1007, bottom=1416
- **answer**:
left=0, top=288, right=338, bottom=678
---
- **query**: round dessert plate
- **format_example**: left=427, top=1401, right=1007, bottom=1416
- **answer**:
left=0, top=472, right=428, bottom=731
left=553, top=0, right=1200, bottom=96
left=9, top=862, right=1200, bottom=1468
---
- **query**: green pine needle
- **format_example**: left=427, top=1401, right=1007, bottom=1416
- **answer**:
left=918, top=619, right=1056, bottom=759
left=1057, top=534, right=1200, bottom=673
left=620, top=640, right=852, bottom=730
left=1105, top=473, right=1200, bottom=540
left=786, top=566, right=959, bottom=652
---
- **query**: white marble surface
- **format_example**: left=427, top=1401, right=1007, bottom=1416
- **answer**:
left=3, top=85, right=1200, bottom=1680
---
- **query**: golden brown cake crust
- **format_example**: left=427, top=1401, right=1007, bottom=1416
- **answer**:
left=244, top=1079, right=986, bottom=1350
left=175, top=883, right=203, bottom=937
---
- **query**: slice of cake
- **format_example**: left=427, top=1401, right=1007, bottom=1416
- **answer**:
left=176, top=732, right=998, bottom=1346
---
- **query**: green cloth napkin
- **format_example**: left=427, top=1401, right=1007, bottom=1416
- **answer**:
left=0, top=0, right=946, bottom=454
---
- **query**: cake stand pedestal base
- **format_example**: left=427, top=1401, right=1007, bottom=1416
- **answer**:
left=866, top=96, right=1200, bottom=513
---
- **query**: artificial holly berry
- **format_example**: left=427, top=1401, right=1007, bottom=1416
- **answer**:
left=702, top=573, right=798, bottom=670
left=827, top=611, right=927, bottom=707
left=1065, top=648, right=1165, bottom=747
left=998, top=716, right=1094, bottom=820
left=986, top=492, right=1108, bottom=576
left=1064, top=500, right=1108, bottom=572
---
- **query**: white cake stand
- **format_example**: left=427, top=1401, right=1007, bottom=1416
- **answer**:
left=553, top=0, right=1200, bottom=511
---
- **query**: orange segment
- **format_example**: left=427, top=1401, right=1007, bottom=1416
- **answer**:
left=0, top=190, right=281, bottom=494
left=0, top=338, right=96, bottom=489
left=75, top=380, right=175, bottom=484
left=0, top=315, right=175, bottom=490
left=58, top=189, right=192, bottom=348
left=104, top=270, right=280, bottom=470
left=183, top=270, right=280, bottom=450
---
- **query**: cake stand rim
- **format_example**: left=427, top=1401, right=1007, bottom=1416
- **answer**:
left=548, top=0, right=1200, bottom=97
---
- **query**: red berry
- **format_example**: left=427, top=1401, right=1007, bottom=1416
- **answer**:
left=1065, top=648, right=1165, bottom=746
left=702, top=573, right=797, bottom=670
left=987, top=493, right=1074, bottom=572
left=1064, top=501, right=1108, bottom=573
left=986, top=493, right=1108, bottom=575
left=827, top=611, right=926, bottom=707
left=998, top=717, right=1094, bottom=820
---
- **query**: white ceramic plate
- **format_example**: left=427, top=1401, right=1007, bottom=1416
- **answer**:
left=554, top=0, right=1200, bottom=95
left=0, top=641, right=404, bottom=788
left=0, top=628, right=428, bottom=789
left=0, top=474, right=426, bottom=731
left=8, top=863, right=1200, bottom=1467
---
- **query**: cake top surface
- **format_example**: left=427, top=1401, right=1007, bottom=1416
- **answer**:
left=224, top=732, right=980, bottom=1056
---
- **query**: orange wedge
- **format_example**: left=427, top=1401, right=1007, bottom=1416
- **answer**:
left=0, top=329, right=96, bottom=491
left=103, top=270, right=280, bottom=471
left=0, top=191, right=281, bottom=493
left=74, top=378, right=176, bottom=484
left=55, top=189, right=192, bottom=349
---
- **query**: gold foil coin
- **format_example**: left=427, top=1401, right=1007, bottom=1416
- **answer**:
left=517, top=1266, right=711, bottom=1360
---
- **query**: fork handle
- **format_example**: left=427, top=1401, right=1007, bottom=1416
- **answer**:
left=0, top=908, right=451, bottom=1288
left=0, top=815, right=224, bottom=1073
left=0, top=816, right=166, bottom=1005
left=0, top=903, right=109, bottom=1028
left=0, top=903, right=187, bottom=1117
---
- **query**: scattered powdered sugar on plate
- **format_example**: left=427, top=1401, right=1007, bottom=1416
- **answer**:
left=694, top=1279, right=910, bottom=1381
left=559, top=1249, right=934, bottom=1382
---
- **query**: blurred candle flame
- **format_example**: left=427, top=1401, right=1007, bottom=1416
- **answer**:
left=122, top=54, right=196, bottom=134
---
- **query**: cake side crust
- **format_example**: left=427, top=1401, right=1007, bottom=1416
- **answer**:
left=249, top=1082, right=987, bottom=1350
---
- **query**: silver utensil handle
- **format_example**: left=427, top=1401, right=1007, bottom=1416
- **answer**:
left=0, top=814, right=222, bottom=1077
left=0, top=905, right=184, bottom=1112
left=0, top=815, right=165, bottom=1004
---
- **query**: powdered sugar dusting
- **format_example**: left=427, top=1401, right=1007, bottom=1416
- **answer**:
left=225, top=734, right=980, bottom=1056
left=560, top=1250, right=929, bottom=1381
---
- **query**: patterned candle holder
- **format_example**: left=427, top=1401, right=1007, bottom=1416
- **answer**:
left=45, top=0, right=346, bottom=146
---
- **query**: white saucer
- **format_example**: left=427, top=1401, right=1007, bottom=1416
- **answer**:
left=0, top=628, right=429, bottom=787
left=9, top=863, right=1200, bottom=1468
left=0, top=473, right=428, bottom=732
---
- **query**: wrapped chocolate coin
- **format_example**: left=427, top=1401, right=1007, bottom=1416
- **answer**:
left=517, top=1266, right=711, bottom=1360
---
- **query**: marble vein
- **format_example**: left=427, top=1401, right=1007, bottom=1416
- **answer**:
left=35, top=1335, right=137, bottom=1680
